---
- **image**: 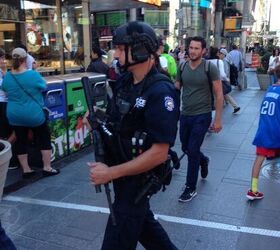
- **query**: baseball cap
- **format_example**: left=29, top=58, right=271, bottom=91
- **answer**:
left=12, top=48, right=27, bottom=59
left=219, top=48, right=228, bottom=56
left=163, top=43, right=169, bottom=53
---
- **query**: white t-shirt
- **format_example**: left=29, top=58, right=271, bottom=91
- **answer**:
left=0, top=70, right=7, bottom=102
left=269, top=55, right=280, bottom=70
left=178, top=51, right=185, bottom=65
left=159, top=56, right=168, bottom=70
left=209, top=59, right=229, bottom=82
left=26, top=53, right=35, bottom=70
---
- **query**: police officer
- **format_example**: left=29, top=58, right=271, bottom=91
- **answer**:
left=88, top=21, right=179, bottom=250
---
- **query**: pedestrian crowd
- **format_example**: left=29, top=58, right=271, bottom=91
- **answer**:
left=1, top=21, right=279, bottom=250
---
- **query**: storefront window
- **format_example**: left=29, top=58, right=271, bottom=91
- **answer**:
left=61, top=0, right=85, bottom=70
left=144, top=10, right=169, bottom=27
left=0, top=1, right=25, bottom=63
left=23, top=0, right=59, bottom=72
left=94, top=11, right=127, bottom=51
left=20, top=0, right=86, bottom=74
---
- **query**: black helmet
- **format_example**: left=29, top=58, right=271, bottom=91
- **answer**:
left=113, top=21, right=159, bottom=63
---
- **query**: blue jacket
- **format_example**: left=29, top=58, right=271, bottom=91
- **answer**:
left=2, top=70, right=46, bottom=127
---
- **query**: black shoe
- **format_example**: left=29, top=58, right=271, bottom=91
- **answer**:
left=22, top=171, right=37, bottom=179
left=42, top=168, right=60, bottom=177
left=233, top=107, right=241, bottom=114
left=200, top=156, right=209, bottom=179
left=178, top=187, right=197, bottom=202
left=170, top=151, right=180, bottom=170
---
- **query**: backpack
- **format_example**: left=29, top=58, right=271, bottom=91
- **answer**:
left=180, top=59, right=215, bottom=110
left=229, top=63, right=238, bottom=86
left=161, top=54, right=177, bottom=80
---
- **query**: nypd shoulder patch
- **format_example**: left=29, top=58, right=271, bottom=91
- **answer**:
left=164, top=96, right=175, bottom=111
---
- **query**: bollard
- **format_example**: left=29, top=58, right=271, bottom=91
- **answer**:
left=0, top=140, right=12, bottom=199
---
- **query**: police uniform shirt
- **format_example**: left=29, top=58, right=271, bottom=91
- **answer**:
left=116, top=67, right=180, bottom=148
left=107, top=68, right=180, bottom=215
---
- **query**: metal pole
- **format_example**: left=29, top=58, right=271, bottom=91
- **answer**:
left=191, top=0, right=200, bottom=36
left=130, top=8, right=137, bottom=21
left=82, top=0, right=91, bottom=69
left=214, top=0, right=224, bottom=48
left=56, top=0, right=65, bottom=74
left=214, top=11, right=222, bottom=47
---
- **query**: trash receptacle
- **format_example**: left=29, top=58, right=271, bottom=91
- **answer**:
left=27, top=76, right=68, bottom=167
left=60, top=73, right=91, bottom=154
left=61, top=72, right=107, bottom=154
left=44, top=77, right=68, bottom=161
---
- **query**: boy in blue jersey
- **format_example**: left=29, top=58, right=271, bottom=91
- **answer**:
left=247, top=64, right=280, bottom=200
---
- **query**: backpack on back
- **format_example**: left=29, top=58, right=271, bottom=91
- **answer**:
left=162, top=54, right=177, bottom=80
left=229, top=63, right=238, bottom=86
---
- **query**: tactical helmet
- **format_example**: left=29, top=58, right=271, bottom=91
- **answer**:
left=113, top=21, right=159, bottom=63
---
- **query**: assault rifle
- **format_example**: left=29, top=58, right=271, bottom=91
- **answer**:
left=81, top=76, right=116, bottom=226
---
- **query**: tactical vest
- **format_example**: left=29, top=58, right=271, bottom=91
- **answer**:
left=104, top=68, right=174, bottom=166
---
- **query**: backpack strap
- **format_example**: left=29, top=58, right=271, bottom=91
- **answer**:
left=179, top=61, right=188, bottom=77
left=205, top=60, right=212, bottom=92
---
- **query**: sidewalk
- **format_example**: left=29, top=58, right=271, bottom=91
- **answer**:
left=1, top=70, right=280, bottom=250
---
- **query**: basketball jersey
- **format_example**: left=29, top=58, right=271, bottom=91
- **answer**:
left=253, top=84, right=280, bottom=148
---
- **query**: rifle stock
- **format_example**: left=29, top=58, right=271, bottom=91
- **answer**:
left=82, top=76, right=102, bottom=193
left=82, top=76, right=116, bottom=225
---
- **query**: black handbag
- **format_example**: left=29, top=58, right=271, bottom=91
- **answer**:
left=222, top=80, right=232, bottom=95
left=10, top=73, right=49, bottom=120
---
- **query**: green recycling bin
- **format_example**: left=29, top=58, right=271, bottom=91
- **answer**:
left=61, top=72, right=106, bottom=154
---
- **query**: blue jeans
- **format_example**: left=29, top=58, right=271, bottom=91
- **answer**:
left=0, top=221, right=17, bottom=250
left=269, top=74, right=277, bottom=85
left=180, top=113, right=212, bottom=190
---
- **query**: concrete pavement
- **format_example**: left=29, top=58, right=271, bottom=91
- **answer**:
left=1, top=70, right=280, bottom=250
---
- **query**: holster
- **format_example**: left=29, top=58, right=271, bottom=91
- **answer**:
left=134, top=156, right=172, bottom=204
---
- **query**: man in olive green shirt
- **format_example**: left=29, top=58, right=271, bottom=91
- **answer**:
left=175, top=36, right=223, bottom=202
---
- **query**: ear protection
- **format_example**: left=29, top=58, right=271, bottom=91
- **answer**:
left=126, top=22, right=159, bottom=63
left=130, top=34, right=156, bottom=63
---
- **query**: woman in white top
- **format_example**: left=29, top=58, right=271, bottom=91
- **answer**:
left=0, top=48, right=17, bottom=169
left=268, top=47, right=279, bottom=85
left=208, top=47, right=240, bottom=114
left=0, top=48, right=16, bottom=143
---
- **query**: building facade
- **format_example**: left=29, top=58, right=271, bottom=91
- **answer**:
left=0, top=0, right=160, bottom=75
left=0, top=0, right=92, bottom=74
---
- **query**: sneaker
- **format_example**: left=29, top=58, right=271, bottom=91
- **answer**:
left=233, top=107, right=241, bottom=114
left=200, top=156, right=209, bottom=179
left=178, top=187, right=197, bottom=202
left=8, top=165, right=19, bottom=170
left=246, top=189, right=264, bottom=201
